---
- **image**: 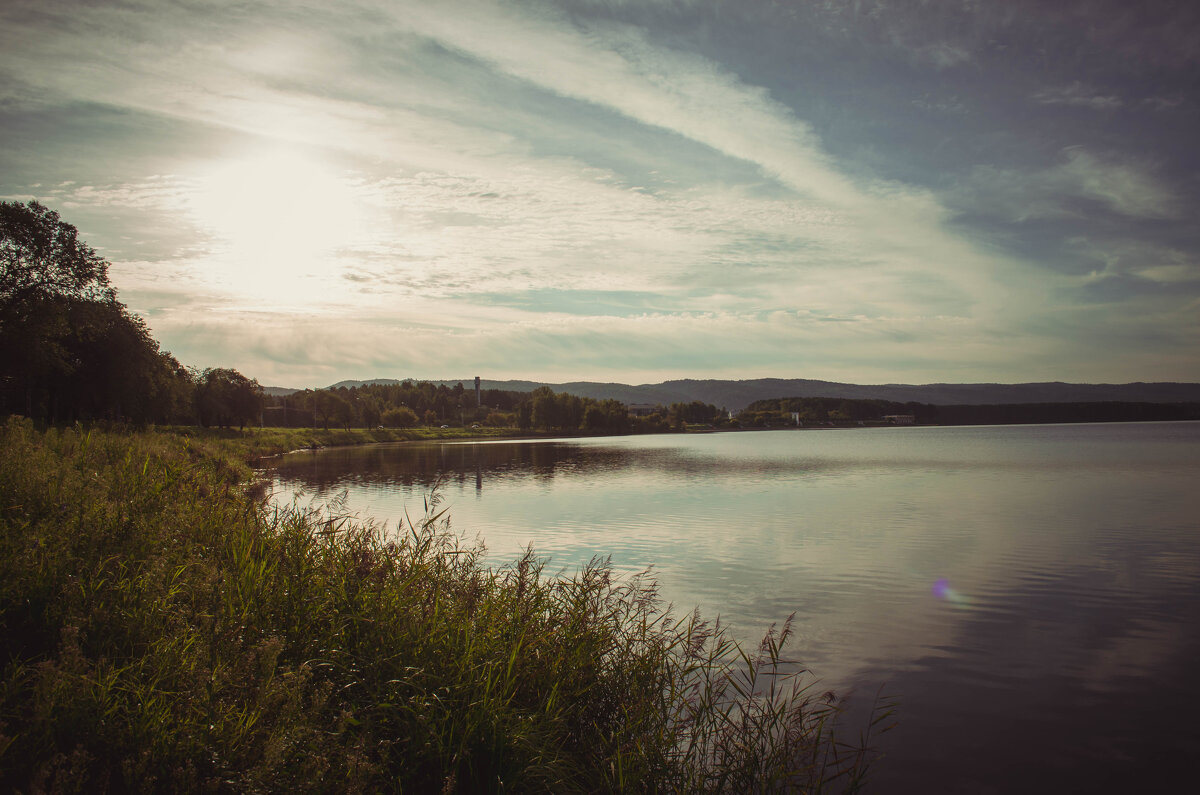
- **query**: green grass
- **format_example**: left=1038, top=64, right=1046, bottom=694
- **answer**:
left=0, top=418, right=890, bottom=792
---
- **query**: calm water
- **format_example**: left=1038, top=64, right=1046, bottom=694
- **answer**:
left=263, top=422, right=1200, bottom=793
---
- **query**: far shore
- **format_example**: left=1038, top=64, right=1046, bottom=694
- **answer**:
left=173, top=415, right=1198, bottom=468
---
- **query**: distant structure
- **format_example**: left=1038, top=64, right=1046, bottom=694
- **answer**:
left=883, top=414, right=916, bottom=425
left=627, top=403, right=658, bottom=417
left=475, top=376, right=481, bottom=407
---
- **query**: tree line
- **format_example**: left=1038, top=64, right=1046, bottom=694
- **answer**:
left=740, top=396, right=1200, bottom=426
left=264, top=383, right=728, bottom=435
left=513, top=390, right=730, bottom=434
left=264, top=382, right=532, bottom=430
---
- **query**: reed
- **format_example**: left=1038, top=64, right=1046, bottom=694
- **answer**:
left=0, top=417, right=890, bottom=792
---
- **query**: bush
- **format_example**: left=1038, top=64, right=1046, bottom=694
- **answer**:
left=484, top=411, right=514, bottom=427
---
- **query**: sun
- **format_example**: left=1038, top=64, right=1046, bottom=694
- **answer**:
left=188, top=148, right=367, bottom=303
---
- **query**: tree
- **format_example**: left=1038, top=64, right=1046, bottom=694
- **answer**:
left=530, top=386, right=560, bottom=430
left=57, top=298, right=162, bottom=423
left=0, top=293, right=73, bottom=417
left=194, top=368, right=263, bottom=429
left=516, top=401, right=532, bottom=431
left=307, top=390, right=349, bottom=431
left=598, top=399, right=630, bottom=434
left=2, top=201, right=113, bottom=417
left=358, top=395, right=382, bottom=429
left=484, top=411, right=513, bottom=427
left=584, top=405, right=607, bottom=431
left=1, top=201, right=189, bottom=423
left=381, top=406, right=419, bottom=428
left=669, top=400, right=721, bottom=427
left=148, top=352, right=195, bottom=424
left=1, top=200, right=115, bottom=305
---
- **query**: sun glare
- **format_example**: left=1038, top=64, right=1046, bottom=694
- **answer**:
left=189, top=150, right=366, bottom=304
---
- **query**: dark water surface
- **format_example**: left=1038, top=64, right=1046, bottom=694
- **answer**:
left=263, top=422, right=1200, bottom=793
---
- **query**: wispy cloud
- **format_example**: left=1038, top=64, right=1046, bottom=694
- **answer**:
left=912, top=41, right=972, bottom=70
left=1032, top=82, right=1122, bottom=110
left=1066, top=237, right=1200, bottom=288
left=959, top=148, right=1179, bottom=223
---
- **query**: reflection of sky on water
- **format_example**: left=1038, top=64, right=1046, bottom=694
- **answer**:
left=265, top=423, right=1200, bottom=793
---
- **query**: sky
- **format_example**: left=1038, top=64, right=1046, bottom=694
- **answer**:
left=2, top=0, right=1198, bottom=389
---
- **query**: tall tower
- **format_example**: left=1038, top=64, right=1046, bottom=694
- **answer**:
left=475, top=376, right=481, bottom=408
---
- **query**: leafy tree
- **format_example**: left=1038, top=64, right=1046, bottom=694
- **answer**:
left=56, top=298, right=162, bottom=422
left=669, top=400, right=722, bottom=427
left=0, top=200, right=114, bottom=306
left=0, top=294, right=74, bottom=417
left=530, top=386, right=560, bottom=430
left=597, top=398, right=631, bottom=434
left=148, top=352, right=195, bottom=424
left=1, top=200, right=192, bottom=424
left=358, top=395, right=382, bottom=429
left=584, top=405, right=606, bottom=431
left=484, top=410, right=513, bottom=427
left=1, top=201, right=111, bottom=416
left=516, top=401, right=532, bottom=431
left=194, top=368, right=263, bottom=429
left=381, top=406, right=419, bottom=428
left=305, top=390, right=350, bottom=431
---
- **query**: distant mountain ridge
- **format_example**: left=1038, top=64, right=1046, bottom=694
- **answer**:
left=264, top=377, right=1200, bottom=412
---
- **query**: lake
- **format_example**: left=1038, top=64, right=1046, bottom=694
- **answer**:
left=262, top=422, right=1200, bottom=793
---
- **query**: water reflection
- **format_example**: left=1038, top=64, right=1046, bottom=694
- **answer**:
left=271, top=423, right=1200, bottom=496
left=271, top=440, right=651, bottom=492
left=263, top=423, right=1200, bottom=793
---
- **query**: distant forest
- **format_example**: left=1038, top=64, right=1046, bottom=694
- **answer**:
left=263, top=382, right=646, bottom=434
left=740, top=397, right=1200, bottom=427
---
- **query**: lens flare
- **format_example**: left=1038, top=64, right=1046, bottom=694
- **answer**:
left=932, top=577, right=970, bottom=607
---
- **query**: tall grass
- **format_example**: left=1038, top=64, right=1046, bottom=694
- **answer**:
left=0, top=418, right=890, bottom=792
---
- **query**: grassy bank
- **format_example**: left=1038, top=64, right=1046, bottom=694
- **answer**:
left=0, top=418, right=886, bottom=792
left=162, top=423, right=679, bottom=467
left=165, top=424, right=524, bottom=462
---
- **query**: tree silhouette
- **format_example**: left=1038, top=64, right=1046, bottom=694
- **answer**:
left=1, top=200, right=195, bottom=422
left=194, top=368, right=263, bottom=429
left=0, top=201, right=115, bottom=305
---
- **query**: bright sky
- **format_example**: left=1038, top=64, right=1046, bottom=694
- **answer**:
left=2, top=0, right=1198, bottom=388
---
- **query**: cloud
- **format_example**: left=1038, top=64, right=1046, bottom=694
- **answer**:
left=4, top=177, right=216, bottom=265
left=1053, top=149, right=1178, bottom=219
left=1065, top=237, right=1200, bottom=290
left=959, top=148, right=1179, bottom=223
left=1144, top=94, right=1186, bottom=111
left=912, top=41, right=971, bottom=70
left=140, top=299, right=1007, bottom=387
left=1032, top=82, right=1122, bottom=111
left=912, top=93, right=968, bottom=115
left=5, top=0, right=1010, bottom=309
left=2, top=0, right=1197, bottom=385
